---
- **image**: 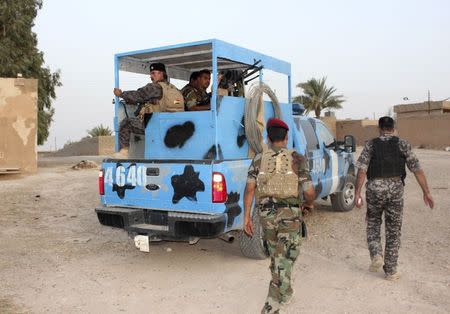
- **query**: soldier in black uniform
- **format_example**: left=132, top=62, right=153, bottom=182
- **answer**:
left=355, top=116, right=434, bottom=280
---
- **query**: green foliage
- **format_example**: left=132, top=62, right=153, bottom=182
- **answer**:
left=0, top=0, right=62, bottom=145
left=87, top=124, right=113, bottom=137
left=293, top=77, right=344, bottom=118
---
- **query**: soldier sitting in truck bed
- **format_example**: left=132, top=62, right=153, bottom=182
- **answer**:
left=181, top=69, right=211, bottom=111
left=113, top=62, right=184, bottom=157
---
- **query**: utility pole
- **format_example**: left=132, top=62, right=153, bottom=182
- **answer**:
left=428, top=90, right=431, bottom=115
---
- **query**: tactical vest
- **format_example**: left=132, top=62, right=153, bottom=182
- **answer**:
left=367, top=137, right=406, bottom=180
left=156, top=81, right=185, bottom=112
left=256, top=148, right=299, bottom=199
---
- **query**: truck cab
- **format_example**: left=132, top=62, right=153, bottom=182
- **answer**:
left=96, top=39, right=356, bottom=259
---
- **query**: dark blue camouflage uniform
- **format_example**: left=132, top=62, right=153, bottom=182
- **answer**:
left=356, top=134, right=421, bottom=275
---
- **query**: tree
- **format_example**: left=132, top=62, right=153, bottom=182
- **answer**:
left=0, top=0, right=61, bottom=145
left=293, top=77, right=344, bottom=118
left=87, top=124, right=113, bottom=137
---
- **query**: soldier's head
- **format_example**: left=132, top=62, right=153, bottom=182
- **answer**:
left=149, top=63, right=167, bottom=83
left=198, top=69, right=211, bottom=90
left=189, top=71, right=200, bottom=85
left=266, top=118, right=289, bottom=147
left=378, top=116, right=395, bottom=134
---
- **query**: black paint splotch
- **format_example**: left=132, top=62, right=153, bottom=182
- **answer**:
left=237, top=116, right=246, bottom=148
left=171, top=165, right=205, bottom=204
left=112, top=163, right=136, bottom=199
left=203, top=144, right=223, bottom=160
left=224, top=191, right=242, bottom=228
left=112, top=184, right=135, bottom=199
left=164, top=121, right=195, bottom=148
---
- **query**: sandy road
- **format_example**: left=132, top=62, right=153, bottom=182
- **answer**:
left=1, top=150, right=449, bottom=313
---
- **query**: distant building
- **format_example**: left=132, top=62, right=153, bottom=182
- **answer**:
left=393, top=100, right=450, bottom=149
left=394, top=100, right=450, bottom=118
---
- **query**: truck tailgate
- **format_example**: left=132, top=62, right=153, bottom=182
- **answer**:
left=100, top=159, right=213, bottom=213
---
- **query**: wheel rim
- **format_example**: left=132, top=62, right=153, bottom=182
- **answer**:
left=343, top=182, right=355, bottom=206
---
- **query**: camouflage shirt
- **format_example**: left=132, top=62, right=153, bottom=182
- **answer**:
left=247, top=146, right=313, bottom=204
left=121, top=82, right=163, bottom=105
left=356, top=134, right=421, bottom=173
left=181, top=84, right=210, bottom=110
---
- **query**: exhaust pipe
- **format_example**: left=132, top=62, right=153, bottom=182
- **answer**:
left=219, top=233, right=235, bottom=243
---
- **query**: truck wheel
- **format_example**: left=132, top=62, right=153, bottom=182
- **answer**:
left=239, top=206, right=269, bottom=260
left=330, top=175, right=356, bottom=212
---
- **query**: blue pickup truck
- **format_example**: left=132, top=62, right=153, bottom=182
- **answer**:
left=96, top=39, right=356, bottom=259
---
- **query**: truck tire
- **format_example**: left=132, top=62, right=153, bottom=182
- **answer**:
left=239, top=206, right=269, bottom=260
left=330, top=175, right=356, bottom=212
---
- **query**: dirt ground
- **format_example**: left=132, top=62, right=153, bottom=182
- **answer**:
left=1, top=150, right=449, bottom=314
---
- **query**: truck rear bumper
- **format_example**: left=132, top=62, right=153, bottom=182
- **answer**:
left=95, top=206, right=226, bottom=240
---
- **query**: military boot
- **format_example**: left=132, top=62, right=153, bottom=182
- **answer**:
left=385, top=271, right=401, bottom=281
left=369, top=255, right=384, bottom=272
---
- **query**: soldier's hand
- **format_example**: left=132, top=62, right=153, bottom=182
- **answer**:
left=355, top=194, right=364, bottom=208
left=244, top=218, right=254, bottom=237
left=423, top=192, right=434, bottom=209
left=113, top=88, right=122, bottom=97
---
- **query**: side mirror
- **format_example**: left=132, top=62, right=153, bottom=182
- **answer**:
left=344, top=135, right=356, bottom=152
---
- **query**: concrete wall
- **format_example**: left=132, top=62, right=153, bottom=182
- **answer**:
left=98, top=136, right=115, bottom=155
left=396, top=110, right=443, bottom=118
left=336, top=119, right=378, bottom=145
left=53, top=136, right=114, bottom=156
left=397, top=116, right=450, bottom=149
left=0, top=78, right=38, bottom=174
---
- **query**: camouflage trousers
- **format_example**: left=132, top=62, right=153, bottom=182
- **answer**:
left=366, top=178, right=404, bottom=275
left=259, top=203, right=302, bottom=314
left=119, top=117, right=145, bottom=149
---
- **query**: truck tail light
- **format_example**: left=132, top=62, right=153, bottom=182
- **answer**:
left=98, top=169, right=105, bottom=195
left=212, top=172, right=227, bottom=203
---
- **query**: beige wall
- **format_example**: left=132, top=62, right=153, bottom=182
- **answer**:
left=397, top=116, right=450, bottom=149
left=336, top=119, right=379, bottom=145
left=0, top=78, right=38, bottom=174
left=53, top=136, right=115, bottom=156
left=397, top=110, right=443, bottom=118
left=98, top=136, right=115, bottom=155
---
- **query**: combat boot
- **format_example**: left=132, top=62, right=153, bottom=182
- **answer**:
left=369, top=255, right=384, bottom=272
left=385, top=272, right=401, bottom=281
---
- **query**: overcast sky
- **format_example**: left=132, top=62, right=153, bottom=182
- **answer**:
left=34, top=0, right=450, bottom=150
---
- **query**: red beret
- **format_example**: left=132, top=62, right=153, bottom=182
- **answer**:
left=267, top=118, right=289, bottom=131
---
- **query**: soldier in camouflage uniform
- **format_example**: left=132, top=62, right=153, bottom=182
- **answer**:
left=113, top=63, right=184, bottom=157
left=181, top=69, right=211, bottom=111
left=355, top=116, right=434, bottom=280
left=243, top=118, right=315, bottom=314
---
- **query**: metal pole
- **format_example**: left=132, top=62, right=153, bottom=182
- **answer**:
left=428, top=90, right=431, bottom=115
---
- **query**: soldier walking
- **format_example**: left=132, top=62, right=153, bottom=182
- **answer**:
left=243, top=118, right=315, bottom=313
left=355, top=116, right=434, bottom=280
